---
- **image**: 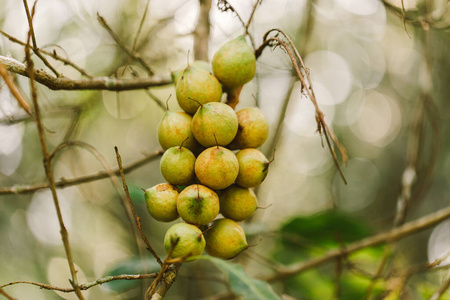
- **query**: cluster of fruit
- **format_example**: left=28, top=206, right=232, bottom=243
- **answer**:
left=144, top=36, right=270, bottom=260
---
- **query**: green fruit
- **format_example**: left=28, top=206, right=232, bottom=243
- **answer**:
left=157, top=111, right=201, bottom=153
left=235, top=148, right=269, bottom=188
left=219, top=185, right=257, bottom=221
left=212, top=35, right=256, bottom=89
left=191, top=102, right=238, bottom=147
left=176, top=66, right=222, bottom=115
left=144, top=183, right=179, bottom=222
left=195, top=146, right=239, bottom=190
left=228, top=107, right=269, bottom=150
left=164, top=223, right=205, bottom=259
left=204, top=218, right=248, bottom=259
left=177, top=184, right=220, bottom=226
left=171, top=60, right=213, bottom=86
left=160, top=146, right=196, bottom=186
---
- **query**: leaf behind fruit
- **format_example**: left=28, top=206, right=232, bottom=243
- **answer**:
left=193, top=255, right=282, bottom=300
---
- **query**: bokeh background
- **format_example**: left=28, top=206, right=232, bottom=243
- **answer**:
left=0, top=0, right=449, bottom=299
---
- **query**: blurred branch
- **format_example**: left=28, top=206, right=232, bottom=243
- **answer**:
left=115, top=147, right=163, bottom=266
left=23, top=1, right=84, bottom=297
left=194, top=0, right=212, bottom=61
left=0, top=30, right=93, bottom=78
left=0, top=55, right=171, bottom=91
left=263, top=204, right=450, bottom=282
left=97, top=13, right=155, bottom=76
left=0, top=150, right=163, bottom=196
left=0, top=274, right=158, bottom=293
left=381, top=0, right=450, bottom=30
left=0, top=289, right=16, bottom=300
left=0, top=63, right=33, bottom=116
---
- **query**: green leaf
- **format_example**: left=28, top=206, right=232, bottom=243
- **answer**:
left=194, top=256, right=282, bottom=300
left=102, top=256, right=160, bottom=293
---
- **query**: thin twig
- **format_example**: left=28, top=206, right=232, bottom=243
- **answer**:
left=0, top=55, right=171, bottom=91
left=23, top=6, right=84, bottom=299
left=114, top=146, right=163, bottom=266
left=263, top=204, right=450, bottom=282
left=0, top=150, right=163, bottom=195
left=0, top=274, right=158, bottom=293
left=97, top=13, right=155, bottom=76
left=0, top=30, right=92, bottom=77
left=131, top=0, right=151, bottom=53
left=0, top=289, right=16, bottom=300
left=430, top=276, right=450, bottom=300
left=0, top=63, right=33, bottom=116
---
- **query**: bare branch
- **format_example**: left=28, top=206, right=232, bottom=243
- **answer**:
left=114, top=147, right=163, bottom=266
left=0, top=63, right=33, bottom=116
left=97, top=13, right=155, bottom=76
left=0, top=55, right=171, bottom=91
left=0, top=274, right=158, bottom=293
left=0, top=150, right=163, bottom=196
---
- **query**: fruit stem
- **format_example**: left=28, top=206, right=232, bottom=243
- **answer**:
left=247, top=238, right=262, bottom=248
left=257, top=203, right=273, bottom=210
left=188, top=97, right=203, bottom=108
left=179, top=137, right=190, bottom=149
left=165, top=94, right=172, bottom=111
left=213, top=133, right=219, bottom=149
left=268, top=148, right=276, bottom=165
left=225, top=85, right=243, bottom=109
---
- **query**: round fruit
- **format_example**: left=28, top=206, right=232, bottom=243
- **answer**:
left=171, top=60, right=213, bottom=86
left=160, top=146, right=196, bottom=186
left=228, top=107, right=269, bottom=150
left=144, top=183, right=179, bottom=222
left=191, top=102, right=238, bottom=147
left=235, top=148, right=269, bottom=188
left=157, top=111, right=201, bottom=153
left=212, top=35, right=256, bottom=89
left=195, top=146, right=239, bottom=190
left=177, top=184, right=220, bottom=226
left=164, top=223, right=205, bottom=259
left=176, top=66, right=222, bottom=115
left=204, top=218, right=248, bottom=259
left=219, top=185, right=257, bottom=221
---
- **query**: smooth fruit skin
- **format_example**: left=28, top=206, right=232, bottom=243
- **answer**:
left=191, top=102, right=238, bottom=147
left=157, top=111, right=201, bottom=153
left=160, top=146, right=196, bottom=186
left=235, top=148, right=269, bottom=188
left=176, top=66, right=223, bottom=115
left=171, top=60, right=213, bottom=86
left=195, top=146, right=239, bottom=190
left=177, top=184, right=220, bottom=226
left=204, top=218, right=248, bottom=259
left=212, top=35, right=256, bottom=89
left=219, top=185, right=257, bottom=221
left=228, top=107, right=269, bottom=150
left=145, top=183, right=179, bottom=222
left=164, top=223, right=206, bottom=259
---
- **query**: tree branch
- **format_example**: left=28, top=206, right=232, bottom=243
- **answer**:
left=264, top=204, right=450, bottom=282
left=0, top=55, right=171, bottom=91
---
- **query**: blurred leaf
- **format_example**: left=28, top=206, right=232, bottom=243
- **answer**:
left=280, top=210, right=372, bottom=250
left=194, top=256, right=282, bottom=300
left=128, top=184, right=146, bottom=204
left=102, top=256, right=160, bottom=293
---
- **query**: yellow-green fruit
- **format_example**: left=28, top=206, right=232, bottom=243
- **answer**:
left=157, top=111, right=201, bottom=153
left=235, top=148, right=269, bottom=188
left=212, top=35, right=256, bottom=89
left=144, top=183, right=179, bottom=222
left=228, top=107, right=269, bottom=150
left=177, top=184, right=220, bottom=226
left=205, top=218, right=248, bottom=259
left=191, top=102, right=238, bottom=147
left=171, top=60, right=213, bottom=86
left=219, top=185, right=257, bottom=221
left=164, top=223, right=205, bottom=259
left=195, top=146, right=239, bottom=190
left=160, top=146, right=196, bottom=186
left=176, top=66, right=222, bottom=115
